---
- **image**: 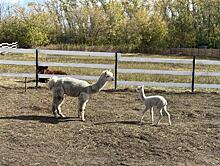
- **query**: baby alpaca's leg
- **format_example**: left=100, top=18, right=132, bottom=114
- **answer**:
left=140, top=110, right=146, bottom=123
left=140, top=112, right=145, bottom=123
left=140, top=107, right=149, bottom=124
left=155, top=108, right=163, bottom=125
left=163, top=105, right=171, bottom=125
left=150, top=107, right=154, bottom=125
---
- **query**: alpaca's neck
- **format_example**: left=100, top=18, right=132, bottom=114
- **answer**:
left=139, top=88, right=146, bottom=101
left=89, top=75, right=107, bottom=94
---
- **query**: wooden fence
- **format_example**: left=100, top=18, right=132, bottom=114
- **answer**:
left=145, top=48, right=220, bottom=58
left=0, top=48, right=220, bottom=91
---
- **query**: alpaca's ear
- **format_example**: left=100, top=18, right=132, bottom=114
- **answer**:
left=108, top=69, right=111, bottom=72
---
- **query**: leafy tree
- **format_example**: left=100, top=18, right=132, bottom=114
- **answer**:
left=1, top=0, right=220, bottom=50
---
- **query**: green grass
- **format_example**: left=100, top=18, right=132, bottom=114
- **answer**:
left=1, top=53, right=220, bottom=87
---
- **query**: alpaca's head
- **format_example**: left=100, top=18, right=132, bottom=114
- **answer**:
left=101, top=70, right=114, bottom=82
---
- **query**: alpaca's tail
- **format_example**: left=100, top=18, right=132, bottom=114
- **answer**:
left=48, top=76, right=58, bottom=90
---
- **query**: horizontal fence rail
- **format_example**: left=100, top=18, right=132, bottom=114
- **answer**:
left=0, top=73, right=35, bottom=78
left=0, top=60, right=36, bottom=66
left=119, top=57, right=193, bottom=64
left=0, top=48, right=120, bottom=57
left=38, top=62, right=115, bottom=69
left=0, top=42, right=18, bottom=54
left=0, top=72, right=99, bottom=81
left=0, top=47, right=220, bottom=90
left=117, top=81, right=192, bottom=88
left=196, top=59, right=220, bottom=65
left=120, top=56, right=220, bottom=65
left=38, top=74, right=100, bottom=81
left=0, top=48, right=35, bottom=54
left=118, top=69, right=192, bottom=76
left=38, top=49, right=118, bottom=57
left=117, top=81, right=220, bottom=89
left=0, top=60, right=114, bottom=69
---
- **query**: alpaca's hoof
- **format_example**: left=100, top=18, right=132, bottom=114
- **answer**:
left=54, top=115, right=60, bottom=119
left=139, top=121, right=144, bottom=125
left=60, top=115, right=66, bottom=118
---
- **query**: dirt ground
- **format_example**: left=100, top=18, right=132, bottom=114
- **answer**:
left=0, top=83, right=220, bottom=166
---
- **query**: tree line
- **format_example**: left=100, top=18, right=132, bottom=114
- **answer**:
left=0, top=0, right=220, bottom=52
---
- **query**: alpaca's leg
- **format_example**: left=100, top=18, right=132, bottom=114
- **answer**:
left=155, top=108, right=163, bottom=125
left=57, top=96, right=65, bottom=118
left=150, top=107, right=154, bottom=125
left=77, top=100, right=81, bottom=118
left=52, top=96, right=65, bottom=118
left=77, top=98, right=85, bottom=118
left=81, top=100, right=88, bottom=121
left=163, top=105, right=171, bottom=125
left=52, top=87, right=65, bottom=118
left=78, top=100, right=89, bottom=121
left=52, top=104, right=59, bottom=118
left=78, top=93, right=89, bottom=121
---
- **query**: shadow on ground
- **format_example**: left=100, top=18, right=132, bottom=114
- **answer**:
left=0, top=115, right=79, bottom=124
left=94, top=120, right=140, bottom=125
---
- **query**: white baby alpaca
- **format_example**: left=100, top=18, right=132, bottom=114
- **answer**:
left=136, top=85, right=171, bottom=126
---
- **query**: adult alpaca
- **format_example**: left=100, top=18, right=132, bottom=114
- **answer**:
left=48, top=70, right=114, bottom=121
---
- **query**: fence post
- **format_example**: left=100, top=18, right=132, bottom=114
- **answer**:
left=114, top=51, right=118, bottom=89
left=219, top=48, right=220, bottom=57
left=24, top=77, right=27, bottom=92
left=191, top=56, right=196, bottom=92
left=35, top=49, right=39, bottom=88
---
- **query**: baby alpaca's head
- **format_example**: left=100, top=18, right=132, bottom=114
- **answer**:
left=136, top=85, right=144, bottom=92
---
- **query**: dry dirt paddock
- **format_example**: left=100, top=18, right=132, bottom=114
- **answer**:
left=0, top=84, right=220, bottom=166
